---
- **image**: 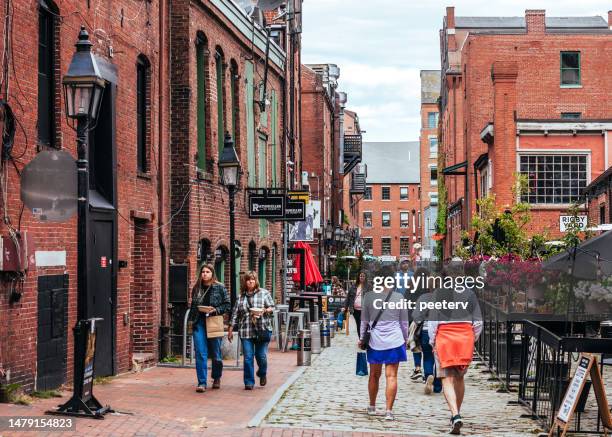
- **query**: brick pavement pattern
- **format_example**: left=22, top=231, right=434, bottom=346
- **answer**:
left=262, top=325, right=542, bottom=437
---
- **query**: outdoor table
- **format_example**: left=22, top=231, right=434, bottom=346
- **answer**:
left=288, top=296, right=317, bottom=322
left=302, top=292, right=326, bottom=319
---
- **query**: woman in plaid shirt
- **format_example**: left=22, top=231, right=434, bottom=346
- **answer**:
left=228, top=271, right=275, bottom=390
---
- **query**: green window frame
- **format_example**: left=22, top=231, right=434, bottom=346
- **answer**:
left=258, top=134, right=268, bottom=237
left=196, top=36, right=207, bottom=170
left=245, top=62, right=256, bottom=187
left=215, top=49, right=225, bottom=154
left=560, top=51, right=580, bottom=86
left=230, top=61, right=239, bottom=144
left=271, top=90, right=278, bottom=187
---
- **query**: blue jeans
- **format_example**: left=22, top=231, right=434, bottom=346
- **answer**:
left=421, top=330, right=442, bottom=393
left=241, top=332, right=270, bottom=387
left=413, top=351, right=422, bottom=368
left=193, top=318, right=223, bottom=387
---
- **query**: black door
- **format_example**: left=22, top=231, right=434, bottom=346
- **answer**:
left=37, top=275, right=68, bottom=390
left=89, top=219, right=115, bottom=376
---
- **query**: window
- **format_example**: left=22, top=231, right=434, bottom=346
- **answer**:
left=381, top=186, right=390, bottom=200
left=427, top=112, right=438, bottom=128
left=271, top=90, right=278, bottom=187
left=362, top=237, right=373, bottom=253
left=480, top=168, right=489, bottom=198
left=363, top=211, right=372, bottom=228
left=215, top=48, right=226, bottom=154
left=600, top=204, right=606, bottom=225
left=400, top=187, right=409, bottom=200
left=400, top=212, right=409, bottom=228
left=430, top=166, right=438, bottom=186
left=429, top=192, right=438, bottom=205
left=364, top=186, right=372, bottom=200
left=560, top=52, right=580, bottom=86
left=230, top=60, right=239, bottom=146
left=561, top=112, right=581, bottom=119
left=429, top=137, right=438, bottom=157
left=519, top=154, right=588, bottom=204
left=136, top=56, right=150, bottom=173
left=381, top=238, right=392, bottom=255
left=382, top=212, right=391, bottom=227
left=196, top=33, right=208, bottom=171
left=38, top=1, right=56, bottom=148
left=400, top=238, right=410, bottom=256
left=245, top=61, right=256, bottom=186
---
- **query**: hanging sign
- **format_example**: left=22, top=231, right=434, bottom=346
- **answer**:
left=284, top=199, right=306, bottom=222
left=248, top=194, right=285, bottom=218
left=287, top=190, right=310, bottom=204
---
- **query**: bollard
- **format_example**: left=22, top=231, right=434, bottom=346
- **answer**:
left=297, top=329, right=311, bottom=366
left=320, top=318, right=331, bottom=348
left=310, top=321, right=321, bottom=354
left=329, top=320, right=336, bottom=339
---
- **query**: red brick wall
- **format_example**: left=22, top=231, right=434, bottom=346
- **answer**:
left=440, top=9, right=612, bottom=256
left=0, top=0, right=167, bottom=389
left=131, top=220, right=155, bottom=354
left=360, top=184, right=422, bottom=257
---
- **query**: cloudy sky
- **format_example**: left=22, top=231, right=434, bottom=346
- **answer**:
left=301, top=0, right=610, bottom=142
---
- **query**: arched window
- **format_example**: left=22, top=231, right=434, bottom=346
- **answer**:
left=136, top=55, right=151, bottom=173
left=248, top=241, right=256, bottom=271
left=229, top=60, right=239, bottom=148
left=215, top=47, right=226, bottom=155
left=195, top=32, right=208, bottom=171
left=38, top=0, right=59, bottom=148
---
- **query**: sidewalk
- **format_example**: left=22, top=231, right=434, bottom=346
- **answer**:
left=0, top=343, right=296, bottom=437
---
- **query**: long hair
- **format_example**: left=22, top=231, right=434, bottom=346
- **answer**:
left=355, top=270, right=367, bottom=287
left=197, top=263, right=218, bottom=285
left=240, top=270, right=260, bottom=295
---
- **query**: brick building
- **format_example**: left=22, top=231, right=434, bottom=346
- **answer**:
left=438, top=7, right=612, bottom=258
left=0, top=0, right=169, bottom=390
left=419, top=70, right=440, bottom=259
left=360, top=142, right=421, bottom=259
left=584, top=166, right=612, bottom=228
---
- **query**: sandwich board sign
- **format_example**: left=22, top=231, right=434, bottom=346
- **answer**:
left=549, top=354, right=612, bottom=437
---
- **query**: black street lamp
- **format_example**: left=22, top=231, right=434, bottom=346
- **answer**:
left=49, top=26, right=109, bottom=419
left=218, top=132, right=241, bottom=309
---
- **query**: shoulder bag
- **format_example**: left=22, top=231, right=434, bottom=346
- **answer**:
left=359, top=291, right=393, bottom=350
left=247, top=292, right=271, bottom=344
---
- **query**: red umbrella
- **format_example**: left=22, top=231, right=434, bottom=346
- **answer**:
left=292, top=241, right=323, bottom=286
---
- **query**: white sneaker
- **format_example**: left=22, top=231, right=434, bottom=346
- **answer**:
left=384, top=410, right=395, bottom=421
left=424, top=375, right=434, bottom=395
left=367, top=406, right=377, bottom=416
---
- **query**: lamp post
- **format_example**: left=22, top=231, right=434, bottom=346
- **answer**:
left=218, top=132, right=241, bottom=309
left=49, top=26, right=108, bottom=418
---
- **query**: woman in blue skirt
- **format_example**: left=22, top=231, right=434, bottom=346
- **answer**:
left=358, top=265, right=409, bottom=421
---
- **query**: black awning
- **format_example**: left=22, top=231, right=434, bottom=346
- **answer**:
left=442, top=161, right=467, bottom=175
left=474, top=153, right=489, bottom=170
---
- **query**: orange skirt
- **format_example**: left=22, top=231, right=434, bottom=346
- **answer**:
left=434, top=323, right=474, bottom=369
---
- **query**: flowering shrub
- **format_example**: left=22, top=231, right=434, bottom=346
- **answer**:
left=574, top=276, right=612, bottom=305
left=484, top=254, right=543, bottom=291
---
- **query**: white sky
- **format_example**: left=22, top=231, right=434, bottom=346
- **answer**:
left=301, top=0, right=611, bottom=142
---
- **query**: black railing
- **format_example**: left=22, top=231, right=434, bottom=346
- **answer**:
left=343, top=134, right=362, bottom=174
left=518, top=320, right=612, bottom=435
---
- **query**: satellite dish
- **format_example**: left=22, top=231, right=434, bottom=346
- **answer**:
left=20, top=149, right=77, bottom=222
left=257, top=0, right=285, bottom=11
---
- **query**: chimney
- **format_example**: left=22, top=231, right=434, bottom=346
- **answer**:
left=491, top=61, right=519, bottom=209
left=525, top=9, right=546, bottom=34
left=608, top=11, right=612, bottom=29
left=446, top=6, right=455, bottom=29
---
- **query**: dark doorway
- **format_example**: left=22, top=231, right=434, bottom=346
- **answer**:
left=37, top=274, right=68, bottom=390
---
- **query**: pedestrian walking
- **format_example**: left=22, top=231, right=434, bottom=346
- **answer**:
left=428, top=264, right=483, bottom=434
left=227, top=271, right=275, bottom=390
left=395, top=259, right=422, bottom=381
left=345, top=271, right=368, bottom=331
left=331, top=275, right=346, bottom=296
left=188, top=263, right=231, bottom=392
left=410, top=268, right=442, bottom=395
left=359, top=265, right=409, bottom=421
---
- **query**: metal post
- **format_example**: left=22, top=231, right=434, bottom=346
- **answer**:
left=76, top=116, right=89, bottom=323
left=283, top=221, right=288, bottom=304
left=229, top=184, right=237, bottom=309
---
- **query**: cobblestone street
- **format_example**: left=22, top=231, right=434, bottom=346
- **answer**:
left=263, top=322, right=542, bottom=437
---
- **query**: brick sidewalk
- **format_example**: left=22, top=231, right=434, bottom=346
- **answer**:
left=0, top=344, right=298, bottom=437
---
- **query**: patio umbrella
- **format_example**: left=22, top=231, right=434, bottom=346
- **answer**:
left=543, top=230, right=612, bottom=280
left=292, top=241, right=323, bottom=286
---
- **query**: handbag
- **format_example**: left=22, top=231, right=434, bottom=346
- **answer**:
left=359, top=291, right=393, bottom=351
left=247, top=293, right=271, bottom=344
left=356, top=351, right=368, bottom=376
left=408, top=321, right=423, bottom=353
left=199, top=286, right=225, bottom=338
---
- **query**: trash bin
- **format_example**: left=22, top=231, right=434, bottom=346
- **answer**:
left=320, top=319, right=331, bottom=348
left=297, top=329, right=311, bottom=366
left=310, top=322, right=321, bottom=354
left=329, top=320, right=336, bottom=338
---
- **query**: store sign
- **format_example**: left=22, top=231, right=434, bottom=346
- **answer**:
left=284, top=200, right=306, bottom=221
left=560, top=215, right=587, bottom=232
left=248, top=194, right=285, bottom=218
left=287, top=190, right=310, bottom=204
